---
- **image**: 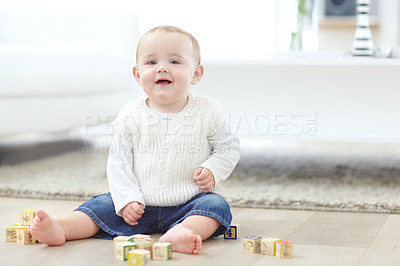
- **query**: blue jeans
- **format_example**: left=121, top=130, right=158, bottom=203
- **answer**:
left=75, top=192, right=232, bottom=240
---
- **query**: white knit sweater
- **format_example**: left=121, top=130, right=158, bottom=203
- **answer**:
left=107, top=93, right=240, bottom=215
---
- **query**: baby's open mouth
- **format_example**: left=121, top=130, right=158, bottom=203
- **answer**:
left=156, top=79, right=172, bottom=85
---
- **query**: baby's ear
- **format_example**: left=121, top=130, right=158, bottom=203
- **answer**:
left=133, top=66, right=142, bottom=85
left=191, top=64, right=204, bottom=85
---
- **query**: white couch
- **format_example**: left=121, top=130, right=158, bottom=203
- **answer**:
left=0, top=10, right=141, bottom=137
left=197, top=58, right=400, bottom=142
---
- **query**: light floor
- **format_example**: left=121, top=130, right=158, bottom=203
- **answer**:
left=1, top=197, right=400, bottom=266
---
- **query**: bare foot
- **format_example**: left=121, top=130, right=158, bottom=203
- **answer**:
left=158, top=224, right=202, bottom=254
left=30, top=209, right=66, bottom=246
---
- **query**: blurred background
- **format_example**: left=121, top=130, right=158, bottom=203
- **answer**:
left=1, top=0, right=398, bottom=60
left=1, top=0, right=400, bottom=165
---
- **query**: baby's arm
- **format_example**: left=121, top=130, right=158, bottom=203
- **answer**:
left=121, top=201, right=145, bottom=226
left=198, top=123, right=240, bottom=190
left=193, top=167, right=215, bottom=193
left=107, top=133, right=146, bottom=217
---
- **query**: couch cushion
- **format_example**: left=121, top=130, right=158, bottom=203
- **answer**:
left=0, top=10, right=138, bottom=54
left=0, top=10, right=138, bottom=97
left=0, top=45, right=136, bottom=96
left=0, top=89, right=140, bottom=136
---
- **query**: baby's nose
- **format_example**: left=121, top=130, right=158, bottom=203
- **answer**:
left=157, top=63, right=169, bottom=73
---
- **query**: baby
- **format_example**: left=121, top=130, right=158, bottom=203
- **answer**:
left=31, top=26, right=240, bottom=255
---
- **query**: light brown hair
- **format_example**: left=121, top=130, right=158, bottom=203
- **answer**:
left=136, top=26, right=201, bottom=65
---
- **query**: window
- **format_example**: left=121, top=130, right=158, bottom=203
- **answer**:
left=134, top=0, right=277, bottom=61
left=1, top=0, right=306, bottom=60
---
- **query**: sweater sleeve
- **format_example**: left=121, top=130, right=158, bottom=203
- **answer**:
left=107, top=133, right=145, bottom=216
left=198, top=104, right=240, bottom=189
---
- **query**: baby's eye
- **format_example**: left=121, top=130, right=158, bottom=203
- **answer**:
left=170, top=60, right=181, bottom=65
left=146, top=60, right=157, bottom=65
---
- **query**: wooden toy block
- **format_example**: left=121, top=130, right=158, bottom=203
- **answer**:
left=115, top=242, right=137, bottom=261
left=261, top=237, right=281, bottom=255
left=129, top=234, right=150, bottom=240
left=20, top=210, right=36, bottom=226
left=128, top=249, right=151, bottom=266
left=113, top=235, right=150, bottom=251
left=114, top=236, right=133, bottom=243
left=113, top=236, right=133, bottom=253
left=16, top=224, right=30, bottom=229
left=16, top=229, right=38, bottom=245
left=242, top=236, right=262, bottom=253
left=276, top=240, right=293, bottom=258
left=16, top=229, right=24, bottom=244
left=134, top=238, right=154, bottom=255
left=5, top=225, right=31, bottom=242
left=152, top=242, right=172, bottom=260
left=224, top=224, right=240, bottom=239
left=5, top=226, right=18, bottom=242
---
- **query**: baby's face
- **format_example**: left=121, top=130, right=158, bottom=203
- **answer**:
left=134, top=31, right=203, bottom=112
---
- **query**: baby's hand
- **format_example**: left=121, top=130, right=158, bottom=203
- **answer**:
left=121, top=201, right=145, bottom=226
left=193, top=167, right=215, bottom=193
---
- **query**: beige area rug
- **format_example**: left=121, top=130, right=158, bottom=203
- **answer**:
left=1, top=138, right=400, bottom=213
